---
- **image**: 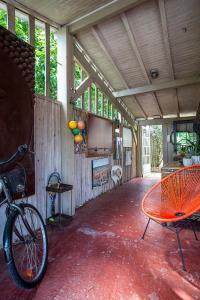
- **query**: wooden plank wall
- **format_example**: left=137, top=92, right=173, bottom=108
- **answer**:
left=0, top=96, right=61, bottom=244
left=74, top=154, right=115, bottom=208
left=74, top=143, right=136, bottom=208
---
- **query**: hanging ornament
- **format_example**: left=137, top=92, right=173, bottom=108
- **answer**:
left=68, top=120, right=77, bottom=129
left=77, top=120, right=85, bottom=130
left=74, top=134, right=83, bottom=144
left=72, top=128, right=80, bottom=136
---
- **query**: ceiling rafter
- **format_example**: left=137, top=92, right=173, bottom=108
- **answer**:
left=92, top=26, right=128, bottom=89
left=68, top=0, right=148, bottom=33
left=4, top=0, right=60, bottom=28
left=158, top=0, right=180, bottom=117
left=92, top=25, right=148, bottom=119
left=74, top=40, right=135, bottom=125
left=113, top=76, right=200, bottom=98
left=73, top=77, right=92, bottom=101
left=120, top=12, right=163, bottom=118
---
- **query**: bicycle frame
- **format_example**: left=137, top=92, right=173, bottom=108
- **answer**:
left=0, top=177, right=36, bottom=240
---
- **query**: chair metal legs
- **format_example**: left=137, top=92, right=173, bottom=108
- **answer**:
left=141, top=218, right=200, bottom=271
left=141, top=218, right=151, bottom=240
left=175, top=228, right=186, bottom=271
left=190, top=220, right=198, bottom=241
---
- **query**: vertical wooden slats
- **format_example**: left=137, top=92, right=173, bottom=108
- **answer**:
left=0, top=97, right=62, bottom=241
left=7, top=3, right=15, bottom=33
left=45, top=23, right=51, bottom=98
left=95, top=87, right=98, bottom=114
left=88, top=86, right=91, bottom=112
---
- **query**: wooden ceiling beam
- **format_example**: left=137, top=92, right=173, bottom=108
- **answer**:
left=113, top=77, right=200, bottom=97
left=68, top=0, right=148, bottom=34
left=73, top=77, right=92, bottom=101
left=120, top=12, right=163, bottom=117
left=92, top=26, right=129, bottom=89
left=120, top=12, right=150, bottom=83
left=4, top=0, right=60, bottom=28
left=74, top=43, right=135, bottom=126
left=158, top=0, right=180, bottom=117
left=92, top=24, right=149, bottom=119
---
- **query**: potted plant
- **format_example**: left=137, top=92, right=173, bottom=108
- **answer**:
left=180, top=146, right=193, bottom=167
left=192, top=144, right=200, bottom=164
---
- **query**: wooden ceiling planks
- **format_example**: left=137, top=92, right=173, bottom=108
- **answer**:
left=16, top=0, right=114, bottom=25
left=166, top=0, right=200, bottom=79
left=72, top=0, right=199, bottom=119
left=76, top=29, right=125, bottom=90
left=96, top=16, right=147, bottom=88
left=123, top=96, right=147, bottom=118
left=126, top=0, right=171, bottom=84
left=136, top=93, right=161, bottom=117
left=178, top=84, right=200, bottom=114
left=155, top=89, right=178, bottom=116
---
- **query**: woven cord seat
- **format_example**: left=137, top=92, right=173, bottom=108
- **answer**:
left=141, top=164, right=200, bottom=271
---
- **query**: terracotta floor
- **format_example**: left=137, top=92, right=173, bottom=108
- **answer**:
left=0, top=178, right=200, bottom=300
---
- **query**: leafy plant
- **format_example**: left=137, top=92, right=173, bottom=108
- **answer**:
left=0, top=10, right=57, bottom=100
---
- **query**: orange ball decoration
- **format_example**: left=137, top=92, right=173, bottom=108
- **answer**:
left=74, top=134, right=83, bottom=144
left=77, top=120, right=85, bottom=130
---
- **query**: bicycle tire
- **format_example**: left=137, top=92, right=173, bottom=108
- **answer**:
left=3, top=203, right=48, bottom=289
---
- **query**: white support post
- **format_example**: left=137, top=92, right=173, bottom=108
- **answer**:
left=57, top=26, right=75, bottom=216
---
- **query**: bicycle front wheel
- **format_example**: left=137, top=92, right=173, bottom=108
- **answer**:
left=3, top=203, right=48, bottom=289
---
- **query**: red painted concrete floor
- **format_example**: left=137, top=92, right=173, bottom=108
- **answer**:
left=0, top=178, right=200, bottom=300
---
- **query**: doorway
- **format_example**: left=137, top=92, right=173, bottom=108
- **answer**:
left=142, top=125, right=163, bottom=178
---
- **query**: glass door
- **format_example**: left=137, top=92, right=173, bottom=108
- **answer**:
left=142, top=126, right=151, bottom=175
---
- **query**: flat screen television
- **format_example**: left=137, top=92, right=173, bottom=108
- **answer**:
left=86, top=114, right=114, bottom=157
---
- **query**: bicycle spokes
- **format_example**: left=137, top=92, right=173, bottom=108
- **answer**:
left=12, top=206, right=46, bottom=282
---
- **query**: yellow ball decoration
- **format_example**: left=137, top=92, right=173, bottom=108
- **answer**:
left=68, top=121, right=77, bottom=129
left=74, top=134, right=83, bottom=144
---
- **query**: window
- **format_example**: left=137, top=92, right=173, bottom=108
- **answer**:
left=97, top=90, right=103, bottom=116
left=104, top=96, right=108, bottom=118
left=35, top=20, right=46, bottom=96
left=83, top=88, right=89, bottom=111
left=176, top=132, right=198, bottom=152
left=91, top=83, right=96, bottom=113
left=173, top=121, right=199, bottom=153
left=15, top=10, right=29, bottom=42
left=50, top=28, right=57, bottom=100
left=74, top=61, right=82, bottom=89
left=108, top=102, right=112, bottom=119
left=0, top=2, right=7, bottom=28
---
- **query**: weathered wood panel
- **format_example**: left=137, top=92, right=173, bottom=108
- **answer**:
left=74, top=143, right=137, bottom=208
left=0, top=96, right=61, bottom=244
left=74, top=154, right=115, bottom=208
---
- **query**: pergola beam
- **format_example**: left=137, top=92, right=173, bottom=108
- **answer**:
left=93, top=24, right=149, bottom=119
left=68, top=0, right=147, bottom=34
left=74, top=44, right=135, bottom=126
left=73, top=77, right=92, bottom=101
left=158, top=0, right=180, bottom=117
left=113, top=77, right=200, bottom=98
left=120, top=12, right=162, bottom=117
left=92, top=26, right=128, bottom=89
left=4, top=0, right=60, bottom=29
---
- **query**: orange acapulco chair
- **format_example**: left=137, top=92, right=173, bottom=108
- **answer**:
left=141, top=164, right=200, bottom=271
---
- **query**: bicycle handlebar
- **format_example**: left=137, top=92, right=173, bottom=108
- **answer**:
left=0, top=144, right=28, bottom=166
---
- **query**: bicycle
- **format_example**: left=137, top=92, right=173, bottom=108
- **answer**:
left=0, top=144, right=48, bottom=289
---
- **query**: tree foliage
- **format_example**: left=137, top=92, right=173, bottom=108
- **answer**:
left=150, top=125, right=163, bottom=170
left=0, top=10, right=57, bottom=100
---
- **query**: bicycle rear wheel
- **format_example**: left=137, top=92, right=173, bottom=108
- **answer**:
left=3, top=203, right=48, bottom=289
